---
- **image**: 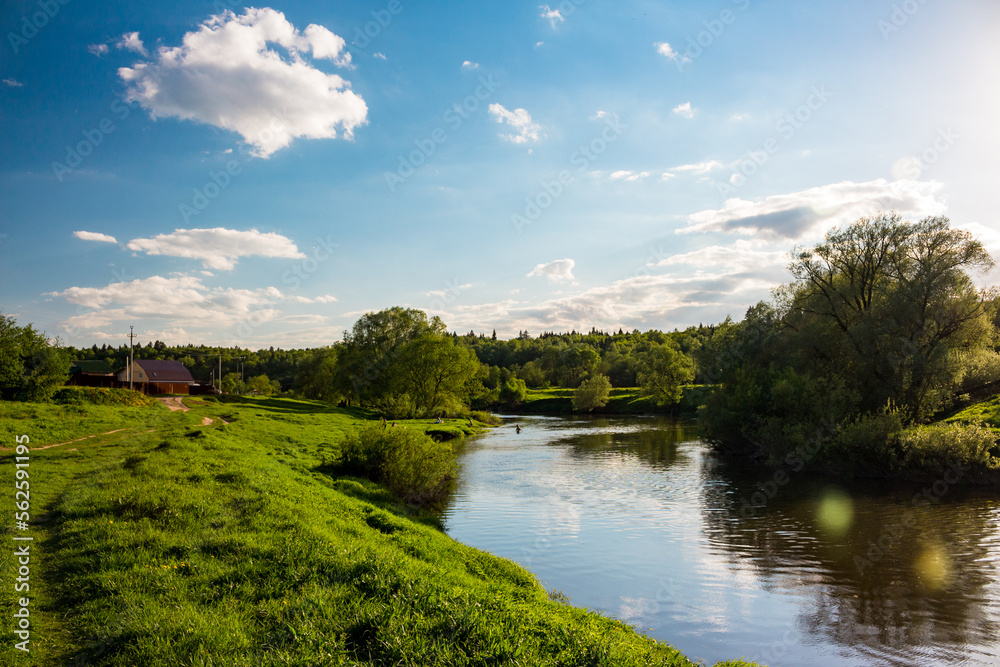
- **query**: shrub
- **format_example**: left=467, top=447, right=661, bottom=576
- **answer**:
left=52, top=387, right=157, bottom=407
left=339, top=423, right=457, bottom=505
left=826, top=408, right=906, bottom=471
left=469, top=410, right=502, bottom=426
left=898, top=422, right=1000, bottom=472
left=573, top=374, right=611, bottom=412
left=498, top=377, right=527, bottom=407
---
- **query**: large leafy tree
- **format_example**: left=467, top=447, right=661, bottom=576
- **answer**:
left=786, top=214, right=995, bottom=419
left=0, top=315, right=70, bottom=401
left=637, top=343, right=695, bottom=406
left=333, top=308, right=480, bottom=417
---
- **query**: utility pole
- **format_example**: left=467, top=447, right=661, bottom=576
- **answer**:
left=218, top=351, right=223, bottom=394
left=238, top=356, right=246, bottom=395
left=127, top=326, right=137, bottom=391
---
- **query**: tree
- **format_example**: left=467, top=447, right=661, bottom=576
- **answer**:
left=334, top=307, right=446, bottom=407
left=295, top=347, right=340, bottom=402
left=557, top=344, right=600, bottom=387
left=787, top=214, right=995, bottom=419
left=0, top=315, right=70, bottom=401
left=499, top=377, right=527, bottom=407
left=246, top=374, right=281, bottom=396
left=573, top=374, right=611, bottom=412
left=637, top=344, right=695, bottom=406
left=393, top=334, right=481, bottom=416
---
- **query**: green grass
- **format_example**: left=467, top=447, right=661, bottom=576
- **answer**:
left=519, top=385, right=710, bottom=415
left=0, top=396, right=758, bottom=666
left=945, top=394, right=1000, bottom=430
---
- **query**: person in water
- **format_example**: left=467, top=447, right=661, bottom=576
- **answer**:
left=515, top=424, right=522, bottom=434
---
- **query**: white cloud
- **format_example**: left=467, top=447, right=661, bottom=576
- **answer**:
left=671, top=160, right=725, bottom=175
left=673, top=102, right=695, bottom=119
left=655, top=42, right=677, bottom=59
left=125, top=227, right=305, bottom=270
left=679, top=179, right=948, bottom=240
left=74, top=231, right=118, bottom=244
left=314, top=294, right=339, bottom=303
left=489, top=103, right=542, bottom=144
left=116, top=31, right=148, bottom=56
left=440, top=269, right=777, bottom=337
left=661, top=172, right=677, bottom=182
left=48, top=275, right=283, bottom=331
left=540, top=5, right=565, bottom=28
left=118, top=8, right=367, bottom=158
left=374, top=52, right=387, bottom=60
left=2, top=78, right=23, bottom=88
left=88, top=43, right=109, bottom=57
left=527, top=258, right=576, bottom=284
left=610, top=170, right=651, bottom=182
left=655, top=240, right=788, bottom=277
left=461, top=60, right=480, bottom=70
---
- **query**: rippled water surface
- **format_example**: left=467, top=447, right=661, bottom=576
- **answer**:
left=441, top=415, right=1000, bottom=667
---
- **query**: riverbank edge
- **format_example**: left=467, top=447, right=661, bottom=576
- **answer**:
left=505, top=385, right=707, bottom=416
left=0, top=397, right=762, bottom=667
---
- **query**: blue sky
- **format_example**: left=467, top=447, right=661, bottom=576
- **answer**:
left=2, top=0, right=998, bottom=348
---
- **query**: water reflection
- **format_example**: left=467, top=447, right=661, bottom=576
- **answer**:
left=700, top=456, right=1000, bottom=665
left=443, top=416, right=1000, bottom=666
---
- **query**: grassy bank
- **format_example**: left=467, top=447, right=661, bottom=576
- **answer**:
left=516, top=385, right=709, bottom=415
left=1, top=396, right=758, bottom=666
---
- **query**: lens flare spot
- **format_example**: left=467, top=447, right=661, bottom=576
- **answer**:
left=817, top=487, right=854, bottom=538
left=915, top=543, right=952, bottom=591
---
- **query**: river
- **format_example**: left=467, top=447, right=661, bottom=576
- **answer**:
left=441, top=415, right=1000, bottom=667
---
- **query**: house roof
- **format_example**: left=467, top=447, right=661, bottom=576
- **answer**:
left=70, top=360, right=115, bottom=374
left=134, top=359, right=196, bottom=383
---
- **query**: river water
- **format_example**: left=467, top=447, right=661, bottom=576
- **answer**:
left=441, top=415, right=1000, bottom=667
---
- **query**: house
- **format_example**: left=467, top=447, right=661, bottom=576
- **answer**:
left=67, top=360, right=116, bottom=387
left=117, top=359, right=196, bottom=395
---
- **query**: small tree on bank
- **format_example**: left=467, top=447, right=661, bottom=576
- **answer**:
left=573, top=374, right=612, bottom=412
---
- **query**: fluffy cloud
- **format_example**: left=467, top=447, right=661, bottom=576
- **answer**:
left=679, top=179, right=948, bottom=240
left=527, top=258, right=576, bottom=284
left=125, top=228, right=305, bottom=270
left=439, top=268, right=777, bottom=337
left=3, top=78, right=24, bottom=87
left=610, top=170, right=651, bottom=182
left=87, top=43, right=109, bottom=57
left=118, top=8, right=367, bottom=157
left=489, top=104, right=542, bottom=144
left=540, top=5, right=565, bottom=28
left=48, top=275, right=283, bottom=331
left=673, top=102, right=695, bottom=119
left=461, top=60, right=480, bottom=70
left=117, top=31, right=148, bottom=56
left=74, top=231, right=118, bottom=244
left=671, top=160, right=725, bottom=175
left=655, top=240, right=789, bottom=278
left=655, top=42, right=679, bottom=59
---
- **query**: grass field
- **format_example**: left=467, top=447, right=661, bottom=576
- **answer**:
left=0, top=395, right=759, bottom=666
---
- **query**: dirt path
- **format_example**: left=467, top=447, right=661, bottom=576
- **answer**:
left=157, top=397, right=189, bottom=412
left=32, top=429, right=129, bottom=451
left=201, top=416, right=214, bottom=425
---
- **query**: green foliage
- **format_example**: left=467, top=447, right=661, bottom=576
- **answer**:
left=339, top=422, right=457, bottom=505
left=334, top=308, right=479, bottom=418
left=498, top=377, right=528, bottom=407
left=294, top=346, right=340, bottom=402
left=245, top=373, right=281, bottom=396
left=897, top=422, right=1000, bottom=472
left=0, top=314, right=70, bottom=401
left=469, top=410, right=503, bottom=426
left=573, top=374, right=612, bottom=412
left=51, top=387, right=158, bottom=407
left=638, top=344, right=695, bottom=407
left=825, top=408, right=907, bottom=471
